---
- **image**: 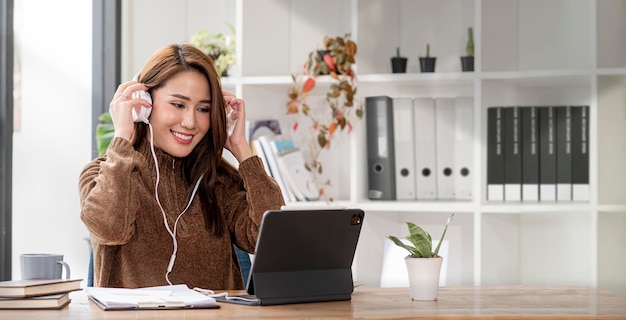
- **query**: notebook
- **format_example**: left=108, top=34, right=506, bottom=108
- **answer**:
left=85, top=284, right=219, bottom=310
left=216, top=208, right=365, bottom=306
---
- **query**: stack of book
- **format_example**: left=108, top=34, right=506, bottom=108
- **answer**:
left=248, top=119, right=319, bottom=203
left=0, top=278, right=82, bottom=310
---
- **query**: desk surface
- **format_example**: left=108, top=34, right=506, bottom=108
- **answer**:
left=1, top=286, right=625, bottom=319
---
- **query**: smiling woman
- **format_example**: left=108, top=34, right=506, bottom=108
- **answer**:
left=79, top=43, right=285, bottom=290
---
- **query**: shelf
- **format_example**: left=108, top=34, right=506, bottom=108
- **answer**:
left=221, top=69, right=626, bottom=88
left=131, top=0, right=626, bottom=293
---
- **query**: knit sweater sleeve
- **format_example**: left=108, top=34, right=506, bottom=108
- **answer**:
left=79, top=137, right=146, bottom=245
left=218, top=156, right=285, bottom=252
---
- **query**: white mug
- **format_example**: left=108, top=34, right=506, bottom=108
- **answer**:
left=20, top=253, right=71, bottom=280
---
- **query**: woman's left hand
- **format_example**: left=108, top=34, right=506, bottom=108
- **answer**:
left=223, top=91, right=253, bottom=162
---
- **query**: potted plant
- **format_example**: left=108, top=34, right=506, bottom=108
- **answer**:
left=190, top=23, right=236, bottom=77
left=387, top=213, right=454, bottom=301
left=419, top=43, right=436, bottom=73
left=286, top=33, right=364, bottom=201
left=391, top=47, right=408, bottom=73
left=461, top=27, right=474, bottom=72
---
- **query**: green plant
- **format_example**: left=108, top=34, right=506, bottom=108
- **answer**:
left=387, top=213, right=455, bottom=258
left=396, top=46, right=401, bottom=58
left=466, top=27, right=474, bottom=57
left=95, top=112, right=114, bottom=156
left=190, top=23, right=236, bottom=77
left=426, top=43, right=431, bottom=58
left=286, top=33, right=364, bottom=201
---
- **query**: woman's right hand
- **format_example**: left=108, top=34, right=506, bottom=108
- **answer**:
left=110, top=81, right=151, bottom=142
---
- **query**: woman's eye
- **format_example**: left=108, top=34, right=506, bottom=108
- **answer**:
left=172, top=103, right=185, bottom=109
left=198, top=106, right=210, bottom=113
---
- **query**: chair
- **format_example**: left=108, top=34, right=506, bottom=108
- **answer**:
left=234, top=245, right=251, bottom=284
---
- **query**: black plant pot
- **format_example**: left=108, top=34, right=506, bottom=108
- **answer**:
left=391, top=57, right=408, bottom=73
left=419, top=57, right=436, bottom=73
left=461, top=56, right=474, bottom=72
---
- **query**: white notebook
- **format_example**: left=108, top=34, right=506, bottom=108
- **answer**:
left=85, top=284, right=218, bottom=310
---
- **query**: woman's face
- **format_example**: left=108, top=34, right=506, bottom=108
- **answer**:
left=149, top=70, right=212, bottom=158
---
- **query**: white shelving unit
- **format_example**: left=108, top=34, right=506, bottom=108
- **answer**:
left=125, top=0, right=626, bottom=294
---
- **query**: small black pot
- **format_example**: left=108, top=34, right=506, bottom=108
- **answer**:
left=391, top=57, right=408, bottom=73
left=419, top=57, right=436, bottom=73
left=461, top=56, right=474, bottom=72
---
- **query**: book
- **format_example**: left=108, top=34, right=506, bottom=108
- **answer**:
left=250, top=138, right=271, bottom=175
left=0, top=292, right=70, bottom=310
left=257, top=135, right=295, bottom=202
left=276, top=148, right=319, bottom=201
left=247, top=118, right=282, bottom=142
left=85, top=284, right=219, bottom=310
left=0, top=278, right=82, bottom=298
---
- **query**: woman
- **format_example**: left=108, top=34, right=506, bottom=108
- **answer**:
left=79, top=44, right=285, bottom=290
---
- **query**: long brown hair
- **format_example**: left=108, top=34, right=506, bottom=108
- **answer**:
left=133, top=44, right=228, bottom=237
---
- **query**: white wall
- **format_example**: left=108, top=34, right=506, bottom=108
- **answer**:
left=11, top=0, right=93, bottom=284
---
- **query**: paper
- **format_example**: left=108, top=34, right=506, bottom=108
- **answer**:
left=85, top=284, right=218, bottom=310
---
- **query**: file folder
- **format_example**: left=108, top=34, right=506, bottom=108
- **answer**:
left=392, top=97, right=416, bottom=200
left=521, top=106, right=539, bottom=201
left=365, top=96, right=396, bottom=200
left=435, top=97, right=456, bottom=200
left=503, top=106, right=522, bottom=201
left=570, top=106, right=590, bottom=201
left=555, top=106, right=572, bottom=201
left=538, top=106, right=557, bottom=201
left=487, top=107, right=505, bottom=201
left=453, top=96, right=473, bottom=200
left=413, top=97, right=438, bottom=200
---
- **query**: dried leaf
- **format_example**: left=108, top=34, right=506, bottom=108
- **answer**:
left=329, top=122, right=337, bottom=136
left=317, top=133, right=326, bottom=148
left=302, top=77, right=316, bottom=93
left=339, top=116, right=347, bottom=130
left=286, top=103, right=299, bottom=115
left=345, top=40, right=357, bottom=56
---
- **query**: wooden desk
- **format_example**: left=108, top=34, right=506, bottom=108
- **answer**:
left=1, top=286, right=625, bottom=319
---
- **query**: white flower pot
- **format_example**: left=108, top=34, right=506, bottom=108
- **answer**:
left=404, top=256, right=443, bottom=301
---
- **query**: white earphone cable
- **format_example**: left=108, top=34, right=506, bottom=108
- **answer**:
left=147, top=123, right=202, bottom=285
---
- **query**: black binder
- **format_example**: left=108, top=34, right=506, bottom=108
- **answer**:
left=570, top=106, right=590, bottom=201
left=538, top=106, right=557, bottom=201
left=555, top=106, right=572, bottom=201
left=487, top=107, right=504, bottom=201
left=520, top=106, right=539, bottom=201
left=503, top=106, right=522, bottom=201
left=365, top=96, right=396, bottom=200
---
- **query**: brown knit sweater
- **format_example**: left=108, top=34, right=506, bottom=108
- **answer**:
left=79, top=137, right=285, bottom=290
